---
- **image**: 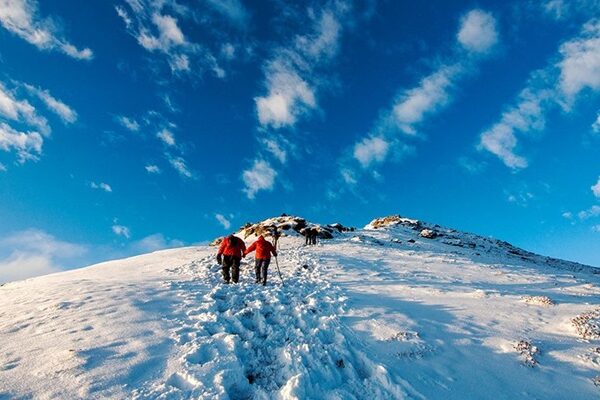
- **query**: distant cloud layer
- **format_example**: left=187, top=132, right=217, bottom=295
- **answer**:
left=0, top=229, right=87, bottom=283
left=0, top=0, right=92, bottom=59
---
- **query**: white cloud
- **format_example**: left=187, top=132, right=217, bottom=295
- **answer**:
left=0, top=122, right=43, bottom=163
left=0, top=229, right=87, bottom=283
left=557, top=21, right=600, bottom=103
left=145, top=164, right=161, bottom=174
left=262, top=137, right=287, bottom=164
left=215, top=213, right=232, bottom=230
left=480, top=21, right=600, bottom=169
left=592, top=176, right=600, bottom=198
left=168, top=155, right=193, bottom=178
left=115, top=0, right=230, bottom=77
left=392, top=64, right=462, bottom=135
left=457, top=9, right=499, bottom=53
left=592, top=224, right=600, bottom=233
left=0, top=82, right=49, bottom=134
left=23, top=84, right=77, bottom=124
left=479, top=86, right=552, bottom=169
left=0, top=162, right=6, bottom=172
left=157, top=128, right=176, bottom=146
left=117, top=116, right=140, bottom=132
left=340, top=168, right=357, bottom=185
left=578, top=205, right=600, bottom=219
left=0, top=79, right=77, bottom=164
left=112, top=224, right=131, bottom=239
left=242, top=159, right=277, bottom=199
left=90, top=181, right=112, bottom=192
left=0, top=0, right=93, bottom=60
left=592, top=112, right=600, bottom=133
left=541, top=0, right=600, bottom=20
left=255, top=7, right=346, bottom=130
left=562, top=211, right=573, bottom=219
left=342, top=8, right=498, bottom=180
left=353, top=136, right=390, bottom=168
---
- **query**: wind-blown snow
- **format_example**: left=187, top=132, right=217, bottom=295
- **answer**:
left=0, top=219, right=599, bottom=399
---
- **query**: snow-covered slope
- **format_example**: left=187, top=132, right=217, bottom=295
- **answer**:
left=1, top=216, right=599, bottom=399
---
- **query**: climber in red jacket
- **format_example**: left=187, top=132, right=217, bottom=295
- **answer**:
left=217, top=234, right=246, bottom=284
left=244, top=235, right=277, bottom=285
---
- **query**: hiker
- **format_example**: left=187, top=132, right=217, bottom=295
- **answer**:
left=301, top=227, right=310, bottom=246
left=271, top=227, right=281, bottom=250
left=311, top=228, right=318, bottom=245
left=216, top=234, right=246, bottom=284
left=244, top=235, right=277, bottom=285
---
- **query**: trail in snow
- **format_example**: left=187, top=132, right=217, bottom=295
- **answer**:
left=134, top=247, right=407, bottom=399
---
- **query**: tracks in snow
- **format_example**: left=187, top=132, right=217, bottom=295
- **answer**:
left=134, top=247, right=407, bottom=399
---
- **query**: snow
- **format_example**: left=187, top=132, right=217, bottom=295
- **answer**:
left=0, top=218, right=599, bottom=399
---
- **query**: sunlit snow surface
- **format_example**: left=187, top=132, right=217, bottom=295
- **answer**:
left=1, top=224, right=599, bottom=399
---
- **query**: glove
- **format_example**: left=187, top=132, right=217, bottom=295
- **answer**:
left=216, top=254, right=222, bottom=265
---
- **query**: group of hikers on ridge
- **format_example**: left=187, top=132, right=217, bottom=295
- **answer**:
left=215, top=227, right=320, bottom=285
left=216, top=234, right=277, bottom=285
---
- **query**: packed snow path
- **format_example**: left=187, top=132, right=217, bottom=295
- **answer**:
left=133, top=247, right=406, bottom=399
left=1, top=230, right=599, bottom=399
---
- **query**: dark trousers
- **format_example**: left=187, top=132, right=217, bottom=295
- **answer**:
left=222, top=255, right=241, bottom=283
left=255, top=258, right=270, bottom=284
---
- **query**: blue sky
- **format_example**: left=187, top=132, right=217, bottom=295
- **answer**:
left=0, top=0, right=599, bottom=281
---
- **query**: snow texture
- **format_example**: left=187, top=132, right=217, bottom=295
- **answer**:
left=0, top=215, right=599, bottom=399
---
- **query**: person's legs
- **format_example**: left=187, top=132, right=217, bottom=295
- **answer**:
left=231, top=257, right=241, bottom=283
left=222, top=256, right=232, bottom=283
left=254, top=259, right=261, bottom=283
left=260, top=258, right=270, bottom=285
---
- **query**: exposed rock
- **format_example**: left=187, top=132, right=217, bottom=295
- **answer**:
left=515, top=340, right=539, bottom=367
left=420, top=229, right=438, bottom=239
left=521, top=295, right=556, bottom=307
left=366, top=215, right=422, bottom=230
left=572, top=309, right=600, bottom=340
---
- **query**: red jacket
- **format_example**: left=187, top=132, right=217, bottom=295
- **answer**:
left=245, top=236, right=277, bottom=260
left=218, top=235, right=246, bottom=258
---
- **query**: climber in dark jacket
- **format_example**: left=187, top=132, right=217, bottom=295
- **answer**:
left=217, top=234, right=246, bottom=283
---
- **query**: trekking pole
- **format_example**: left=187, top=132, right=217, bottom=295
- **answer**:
left=274, top=256, right=284, bottom=286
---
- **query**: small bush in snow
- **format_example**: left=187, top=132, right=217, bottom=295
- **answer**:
left=572, top=309, right=600, bottom=340
left=521, top=295, right=556, bottom=306
left=593, top=376, right=600, bottom=387
left=515, top=340, right=539, bottom=367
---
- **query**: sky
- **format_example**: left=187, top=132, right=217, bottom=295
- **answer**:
left=0, top=0, right=599, bottom=282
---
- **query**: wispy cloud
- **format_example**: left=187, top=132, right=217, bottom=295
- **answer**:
left=167, top=154, right=194, bottom=179
left=0, top=79, right=77, bottom=164
left=115, top=0, right=246, bottom=77
left=116, top=115, right=140, bottom=132
left=255, top=4, right=347, bottom=129
left=90, top=182, right=112, bottom=192
left=592, top=176, right=600, bottom=198
left=157, top=128, right=176, bottom=146
left=242, top=159, right=277, bottom=199
left=353, top=136, right=390, bottom=168
left=480, top=20, right=600, bottom=168
left=145, top=164, right=161, bottom=174
left=578, top=205, right=600, bottom=220
left=0, top=162, right=6, bottom=172
left=337, top=8, right=498, bottom=190
left=215, top=213, right=232, bottom=230
left=112, top=224, right=131, bottom=239
left=0, top=0, right=93, bottom=60
left=592, top=112, right=600, bottom=133
left=23, top=84, right=77, bottom=124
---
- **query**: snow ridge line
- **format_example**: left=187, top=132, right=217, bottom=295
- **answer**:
left=133, top=247, right=407, bottom=399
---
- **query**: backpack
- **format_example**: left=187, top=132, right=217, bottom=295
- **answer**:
left=227, top=235, right=238, bottom=249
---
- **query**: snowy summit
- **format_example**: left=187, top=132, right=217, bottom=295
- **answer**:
left=1, top=214, right=599, bottom=399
